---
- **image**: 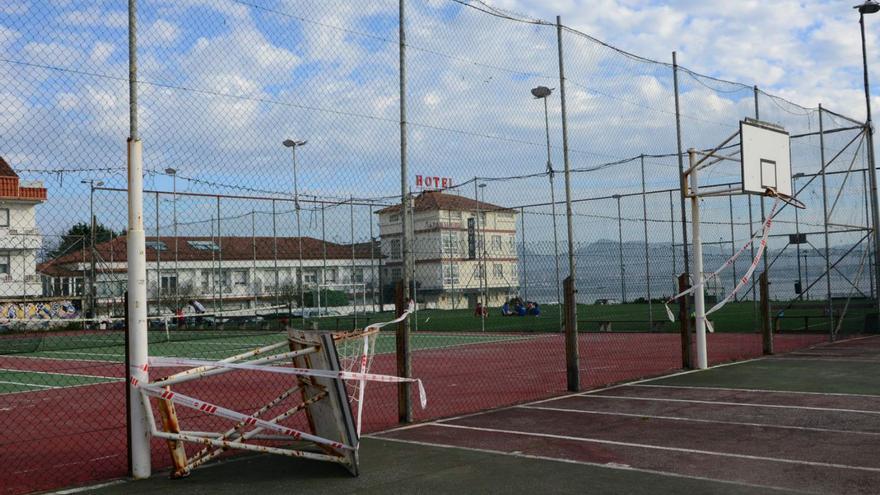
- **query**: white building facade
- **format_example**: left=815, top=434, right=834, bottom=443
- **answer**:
left=377, top=191, right=518, bottom=310
left=0, top=157, right=47, bottom=300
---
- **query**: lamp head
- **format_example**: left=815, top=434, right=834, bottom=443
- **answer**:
left=856, top=1, right=880, bottom=14
left=164, top=168, right=176, bottom=175
left=283, top=139, right=307, bottom=148
left=530, top=86, right=553, bottom=99
left=95, top=181, right=104, bottom=187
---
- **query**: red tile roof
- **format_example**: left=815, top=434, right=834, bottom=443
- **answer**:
left=375, top=190, right=513, bottom=215
left=38, top=236, right=381, bottom=274
left=0, top=157, right=20, bottom=178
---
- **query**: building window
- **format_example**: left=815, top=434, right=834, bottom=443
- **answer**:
left=442, top=232, right=459, bottom=255
left=491, top=235, right=502, bottom=252
left=493, top=264, right=503, bottom=277
left=0, top=253, right=9, bottom=274
left=389, top=214, right=400, bottom=223
left=472, top=264, right=484, bottom=278
left=442, top=265, right=459, bottom=284
left=325, top=268, right=337, bottom=283
left=446, top=211, right=462, bottom=222
left=390, top=239, right=401, bottom=260
left=201, top=270, right=211, bottom=291
left=391, top=268, right=401, bottom=281
left=353, top=268, right=364, bottom=283
left=303, top=270, right=317, bottom=284
left=188, top=240, right=220, bottom=251
left=160, top=275, right=177, bottom=291
left=508, top=236, right=516, bottom=252
left=511, top=264, right=518, bottom=279
left=0, top=208, right=8, bottom=227
left=145, top=240, right=167, bottom=251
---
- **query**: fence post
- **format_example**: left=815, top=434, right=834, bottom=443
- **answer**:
left=397, top=0, right=412, bottom=423
left=672, top=51, right=690, bottom=280
left=126, top=0, right=150, bottom=477
left=677, top=273, right=691, bottom=369
left=760, top=271, right=773, bottom=355
left=563, top=276, right=579, bottom=391
left=818, top=105, right=834, bottom=341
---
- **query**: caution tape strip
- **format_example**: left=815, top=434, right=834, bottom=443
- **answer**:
left=664, top=198, right=780, bottom=324
left=138, top=383, right=352, bottom=451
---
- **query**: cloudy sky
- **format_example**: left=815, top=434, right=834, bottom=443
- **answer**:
left=0, top=0, right=873, bottom=243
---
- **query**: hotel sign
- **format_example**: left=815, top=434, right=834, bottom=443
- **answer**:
left=415, top=175, right=453, bottom=190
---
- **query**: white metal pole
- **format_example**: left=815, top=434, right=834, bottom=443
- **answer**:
left=688, top=149, right=708, bottom=369
left=127, top=0, right=150, bottom=478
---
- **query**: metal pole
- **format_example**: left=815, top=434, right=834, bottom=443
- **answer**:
left=557, top=16, right=578, bottom=391
left=804, top=254, right=810, bottom=301
left=859, top=9, right=880, bottom=312
left=819, top=105, right=834, bottom=339
left=669, top=190, right=677, bottom=288
left=728, top=194, right=737, bottom=301
left=672, top=51, right=690, bottom=277
left=321, top=202, right=327, bottom=316
left=544, top=97, right=562, bottom=326
left=126, top=0, right=150, bottom=477
left=350, top=196, right=357, bottom=328
left=172, top=173, right=178, bottom=310
left=252, top=209, right=257, bottom=310
left=794, top=176, right=803, bottom=298
left=865, top=169, right=876, bottom=298
left=755, top=87, right=770, bottom=285
left=474, top=181, right=485, bottom=333
left=520, top=206, right=527, bottom=303
left=292, top=147, right=305, bottom=325
left=688, top=149, right=708, bottom=369
left=90, top=183, right=96, bottom=318
left=369, top=204, right=377, bottom=313
left=272, top=199, right=279, bottom=315
left=398, top=0, right=412, bottom=423
left=748, top=196, right=757, bottom=316
left=640, top=155, right=652, bottom=325
left=155, top=191, right=161, bottom=313
left=615, top=195, right=625, bottom=302
left=216, top=197, right=223, bottom=317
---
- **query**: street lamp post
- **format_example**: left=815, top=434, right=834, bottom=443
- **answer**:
left=531, top=86, right=563, bottom=323
left=855, top=0, right=880, bottom=312
left=165, top=168, right=178, bottom=311
left=793, top=173, right=804, bottom=298
left=283, top=139, right=308, bottom=323
left=81, top=179, right=104, bottom=320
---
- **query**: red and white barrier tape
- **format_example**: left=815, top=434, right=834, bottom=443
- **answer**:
left=145, top=356, right=427, bottom=409
left=138, top=384, right=352, bottom=451
left=664, top=198, right=780, bottom=325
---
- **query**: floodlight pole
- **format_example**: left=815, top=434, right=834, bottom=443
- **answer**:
left=858, top=6, right=880, bottom=312
left=283, top=140, right=307, bottom=323
left=687, top=149, right=708, bottom=369
left=126, top=0, right=150, bottom=478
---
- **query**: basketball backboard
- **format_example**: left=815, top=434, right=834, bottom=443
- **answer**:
left=740, top=119, right=792, bottom=197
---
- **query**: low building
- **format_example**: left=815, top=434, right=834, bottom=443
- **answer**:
left=0, top=157, right=47, bottom=299
left=376, top=190, right=519, bottom=310
left=38, top=235, right=382, bottom=314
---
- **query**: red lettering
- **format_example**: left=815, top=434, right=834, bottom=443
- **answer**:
left=433, top=176, right=440, bottom=188
left=441, top=178, right=449, bottom=188
left=415, top=175, right=423, bottom=187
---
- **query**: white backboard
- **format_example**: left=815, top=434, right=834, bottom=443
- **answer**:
left=740, top=119, right=791, bottom=197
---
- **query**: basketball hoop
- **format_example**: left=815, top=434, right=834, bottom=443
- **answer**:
left=765, top=187, right=806, bottom=210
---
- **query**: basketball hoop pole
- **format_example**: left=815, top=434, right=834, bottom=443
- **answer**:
left=687, top=149, right=709, bottom=369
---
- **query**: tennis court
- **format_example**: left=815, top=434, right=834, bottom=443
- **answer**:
left=85, top=335, right=880, bottom=495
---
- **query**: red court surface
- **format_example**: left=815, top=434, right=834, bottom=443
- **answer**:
left=0, top=331, right=835, bottom=494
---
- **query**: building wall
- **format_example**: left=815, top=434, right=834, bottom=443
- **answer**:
left=0, top=200, right=43, bottom=298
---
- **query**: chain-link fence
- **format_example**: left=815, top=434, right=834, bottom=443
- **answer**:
left=0, top=1, right=876, bottom=493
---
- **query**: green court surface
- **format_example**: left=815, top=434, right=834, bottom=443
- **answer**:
left=0, top=368, right=119, bottom=394
left=6, top=331, right=534, bottom=363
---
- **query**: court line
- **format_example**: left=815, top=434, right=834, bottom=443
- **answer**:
left=431, top=423, right=880, bottom=473
left=0, top=380, right=57, bottom=389
left=368, top=435, right=813, bottom=495
left=570, top=394, right=880, bottom=415
left=634, top=383, right=880, bottom=399
left=518, top=404, right=880, bottom=436
left=0, top=368, right=122, bottom=381
left=770, top=356, right=880, bottom=363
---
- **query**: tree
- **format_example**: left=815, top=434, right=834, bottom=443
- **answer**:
left=49, top=222, right=122, bottom=260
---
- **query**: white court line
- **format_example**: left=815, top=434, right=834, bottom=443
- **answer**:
left=771, top=356, right=880, bottom=363
left=0, top=379, right=57, bottom=389
left=368, top=435, right=808, bottom=495
left=518, top=405, right=880, bottom=437
left=0, top=368, right=121, bottom=381
left=431, top=423, right=880, bottom=474
left=576, top=394, right=880, bottom=415
left=634, top=384, right=880, bottom=399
